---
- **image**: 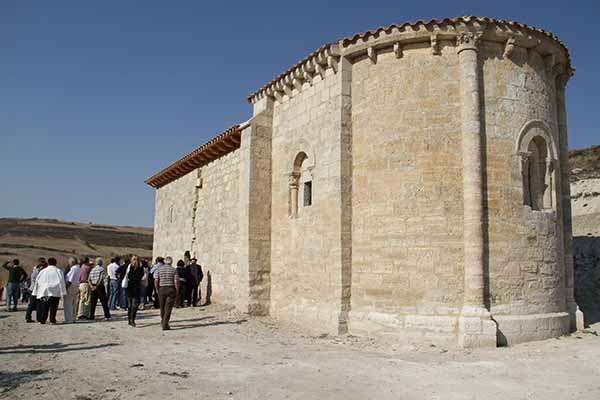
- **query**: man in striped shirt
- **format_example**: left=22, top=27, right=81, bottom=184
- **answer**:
left=153, top=256, right=178, bottom=330
left=88, top=258, right=111, bottom=321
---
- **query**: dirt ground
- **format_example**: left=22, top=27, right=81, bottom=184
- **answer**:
left=1, top=302, right=599, bottom=400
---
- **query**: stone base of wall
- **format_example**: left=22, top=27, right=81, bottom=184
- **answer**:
left=272, top=304, right=343, bottom=335
left=494, top=312, right=570, bottom=346
left=348, top=311, right=460, bottom=345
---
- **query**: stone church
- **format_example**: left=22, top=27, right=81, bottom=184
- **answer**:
left=146, top=16, right=583, bottom=347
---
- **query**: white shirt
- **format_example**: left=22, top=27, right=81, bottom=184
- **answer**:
left=66, top=264, right=81, bottom=288
left=32, top=265, right=67, bottom=298
left=107, top=262, right=119, bottom=280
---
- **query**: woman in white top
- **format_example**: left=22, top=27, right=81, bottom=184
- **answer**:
left=32, top=257, right=66, bottom=324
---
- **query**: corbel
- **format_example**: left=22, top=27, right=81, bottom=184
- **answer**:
left=393, top=41, right=403, bottom=58
left=543, top=53, right=556, bottom=75
left=281, top=77, right=294, bottom=97
left=313, top=58, right=326, bottom=80
left=503, top=36, right=516, bottom=58
left=292, top=68, right=305, bottom=91
left=327, top=55, right=338, bottom=73
left=301, top=63, right=315, bottom=86
left=270, top=84, right=284, bottom=103
left=430, top=33, right=440, bottom=55
left=367, top=46, right=376, bottom=64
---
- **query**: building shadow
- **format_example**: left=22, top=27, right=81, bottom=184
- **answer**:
left=574, top=235, right=600, bottom=326
left=136, top=315, right=215, bottom=329
left=0, top=369, right=49, bottom=392
left=0, top=342, right=119, bottom=355
left=169, top=318, right=247, bottom=331
left=203, top=271, right=212, bottom=305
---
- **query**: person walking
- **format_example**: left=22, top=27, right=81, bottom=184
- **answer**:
left=77, top=257, right=92, bottom=320
left=150, top=257, right=163, bottom=309
left=63, top=257, right=80, bottom=323
left=88, top=258, right=111, bottom=321
left=32, top=257, right=66, bottom=324
left=153, top=256, right=178, bottom=330
left=25, top=258, right=47, bottom=322
left=124, top=256, right=144, bottom=327
left=188, top=258, right=203, bottom=307
left=2, top=259, right=27, bottom=311
left=107, top=257, right=120, bottom=310
left=175, top=260, right=186, bottom=308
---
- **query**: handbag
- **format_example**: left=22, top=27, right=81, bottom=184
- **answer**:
left=121, top=265, right=131, bottom=289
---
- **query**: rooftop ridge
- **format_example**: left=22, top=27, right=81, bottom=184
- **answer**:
left=247, top=16, right=572, bottom=104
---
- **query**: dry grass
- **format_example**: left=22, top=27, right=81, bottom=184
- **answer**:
left=0, top=218, right=152, bottom=271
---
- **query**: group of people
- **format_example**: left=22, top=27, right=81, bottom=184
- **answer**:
left=1, top=253, right=204, bottom=330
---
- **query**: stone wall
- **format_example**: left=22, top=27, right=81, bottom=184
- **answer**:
left=153, top=172, right=196, bottom=259
left=269, top=67, right=345, bottom=333
left=349, top=42, right=465, bottom=338
left=481, top=41, right=569, bottom=343
left=193, top=150, right=242, bottom=307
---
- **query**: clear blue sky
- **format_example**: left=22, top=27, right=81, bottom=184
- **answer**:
left=2, top=0, right=598, bottom=227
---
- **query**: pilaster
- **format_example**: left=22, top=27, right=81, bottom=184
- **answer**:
left=555, top=72, right=584, bottom=332
left=239, top=98, right=273, bottom=315
left=457, top=32, right=497, bottom=348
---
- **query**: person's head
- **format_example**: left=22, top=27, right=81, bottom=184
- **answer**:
left=176, top=259, right=185, bottom=268
left=155, top=256, right=164, bottom=265
left=38, top=257, right=47, bottom=268
left=115, top=256, right=121, bottom=264
left=95, top=257, right=103, bottom=267
left=190, top=258, right=197, bottom=265
left=131, top=255, right=139, bottom=266
left=12, top=259, right=19, bottom=266
left=47, top=257, right=57, bottom=267
left=164, top=256, right=173, bottom=266
left=68, top=256, right=78, bottom=267
left=141, top=259, right=149, bottom=268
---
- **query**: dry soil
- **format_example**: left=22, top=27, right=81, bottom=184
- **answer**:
left=1, top=302, right=599, bottom=400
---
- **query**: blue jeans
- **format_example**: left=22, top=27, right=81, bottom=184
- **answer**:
left=119, top=282, right=127, bottom=309
left=108, top=279, right=119, bottom=310
left=6, top=282, right=20, bottom=311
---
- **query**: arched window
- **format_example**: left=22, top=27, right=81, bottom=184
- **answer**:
left=517, top=121, right=557, bottom=211
left=289, top=151, right=313, bottom=218
left=169, top=205, right=174, bottom=223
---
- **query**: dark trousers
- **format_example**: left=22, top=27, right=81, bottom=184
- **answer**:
left=158, top=286, right=176, bottom=329
left=191, top=282, right=200, bottom=306
left=90, top=284, right=111, bottom=320
left=127, top=295, right=140, bottom=322
left=176, top=286, right=186, bottom=308
left=37, top=297, right=60, bottom=323
left=25, top=295, right=37, bottom=321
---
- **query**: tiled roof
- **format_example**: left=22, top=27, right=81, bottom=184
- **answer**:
left=246, top=16, right=572, bottom=103
left=145, top=125, right=241, bottom=188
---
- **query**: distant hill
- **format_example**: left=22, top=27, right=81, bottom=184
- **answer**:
left=569, top=145, right=600, bottom=182
left=0, top=218, right=153, bottom=271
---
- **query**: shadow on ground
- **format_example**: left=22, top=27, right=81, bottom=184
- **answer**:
left=0, top=369, right=49, bottom=393
left=0, top=342, right=119, bottom=355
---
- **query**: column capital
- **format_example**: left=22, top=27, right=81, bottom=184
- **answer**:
left=456, top=32, right=482, bottom=54
left=288, top=172, right=300, bottom=188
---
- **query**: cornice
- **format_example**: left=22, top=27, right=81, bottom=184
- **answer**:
left=246, top=16, right=572, bottom=104
left=145, top=125, right=241, bottom=189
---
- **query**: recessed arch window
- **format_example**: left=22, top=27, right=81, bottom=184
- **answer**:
left=517, top=121, right=557, bottom=211
left=289, top=151, right=313, bottom=218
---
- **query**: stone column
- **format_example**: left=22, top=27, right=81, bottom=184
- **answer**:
left=288, top=173, right=299, bottom=218
left=239, top=96, right=274, bottom=316
left=555, top=73, right=584, bottom=331
left=456, top=32, right=497, bottom=348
